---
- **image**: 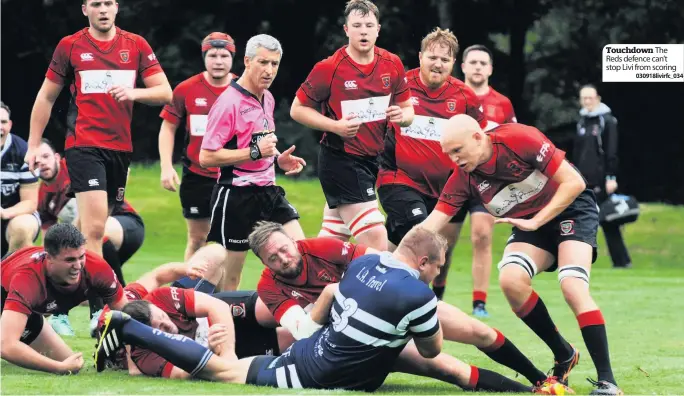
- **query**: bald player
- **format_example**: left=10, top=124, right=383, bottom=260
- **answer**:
left=420, top=115, right=622, bottom=395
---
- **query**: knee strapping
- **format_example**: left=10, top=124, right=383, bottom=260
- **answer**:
left=319, top=215, right=352, bottom=238
left=497, top=252, right=538, bottom=278
left=558, top=265, right=590, bottom=285
left=347, top=207, right=385, bottom=238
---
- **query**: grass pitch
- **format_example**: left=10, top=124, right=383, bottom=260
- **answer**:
left=2, top=163, right=683, bottom=395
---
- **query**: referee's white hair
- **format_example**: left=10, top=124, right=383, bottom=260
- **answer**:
left=245, top=34, right=283, bottom=60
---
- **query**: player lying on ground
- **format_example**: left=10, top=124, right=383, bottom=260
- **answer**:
left=97, top=227, right=568, bottom=393
left=421, top=114, right=623, bottom=396
left=249, top=221, right=570, bottom=392
left=96, top=243, right=294, bottom=375
left=1, top=223, right=128, bottom=375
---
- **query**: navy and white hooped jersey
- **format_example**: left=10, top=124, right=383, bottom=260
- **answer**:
left=1, top=134, right=38, bottom=209
left=276, top=252, right=439, bottom=392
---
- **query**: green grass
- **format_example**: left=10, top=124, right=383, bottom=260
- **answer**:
left=2, top=163, right=683, bottom=395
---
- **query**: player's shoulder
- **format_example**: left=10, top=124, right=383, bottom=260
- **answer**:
left=446, top=76, right=476, bottom=96
left=118, top=28, right=150, bottom=46
left=7, top=133, right=28, bottom=155
left=405, top=68, right=420, bottom=81
left=175, top=73, right=203, bottom=91
left=488, top=87, right=513, bottom=103
left=492, top=123, right=543, bottom=148
left=124, top=282, right=149, bottom=301
left=4, top=246, right=45, bottom=265
left=57, top=28, right=88, bottom=47
left=298, top=236, right=344, bottom=252
left=376, top=46, right=405, bottom=69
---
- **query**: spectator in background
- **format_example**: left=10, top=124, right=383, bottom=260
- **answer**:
left=572, top=85, right=631, bottom=268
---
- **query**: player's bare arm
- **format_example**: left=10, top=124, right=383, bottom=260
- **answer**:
left=413, top=325, right=443, bottom=359
left=1, top=183, right=39, bottom=220
left=158, top=119, right=181, bottom=192
left=136, top=262, right=190, bottom=292
left=420, top=210, right=453, bottom=234
left=290, top=97, right=361, bottom=138
left=26, top=79, right=64, bottom=171
left=0, top=311, right=83, bottom=374
left=200, top=133, right=278, bottom=168
left=386, top=98, right=414, bottom=127
left=193, top=292, right=237, bottom=358
left=310, top=283, right=339, bottom=325
left=496, top=160, right=585, bottom=231
left=108, top=73, right=172, bottom=105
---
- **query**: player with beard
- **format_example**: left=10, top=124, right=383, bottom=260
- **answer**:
left=375, top=28, right=488, bottom=303
left=251, top=221, right=571, bottom=393
left=26, top=0, right=172, bottom=260
left=159, top=32, right=237, bottom=260
left=0, top=102, right=41, bottom=258
left=290, top=0, right=414, bottom=251
left=455, top=44, right=517, bottom=317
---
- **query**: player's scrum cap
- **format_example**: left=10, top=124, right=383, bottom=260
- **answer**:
left=201, top=32, right=236, bottom=56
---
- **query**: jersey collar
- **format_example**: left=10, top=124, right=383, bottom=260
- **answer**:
left=378, top=252, right=419, bottom=279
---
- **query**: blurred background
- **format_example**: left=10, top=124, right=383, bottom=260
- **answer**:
left=2, top=0, right=683, bottom=203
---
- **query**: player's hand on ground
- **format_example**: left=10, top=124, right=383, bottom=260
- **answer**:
left=335, top=114, right=362, bottom=138
left=160, top=166, right=180, bottom=192
left=107, top=85, right=137, bottom=102
left=386, top=105, right=404, bottom=123
left=277, top=145, right=307, bottom=176
left=495, top=217, right=540, bottom=231
left=257, top=134, right=279, bottom=158
left=59, top=352, right=84, bottom=375
left=605, top=179, right=618, bottom=195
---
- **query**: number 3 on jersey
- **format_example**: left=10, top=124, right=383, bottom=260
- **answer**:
left=331, top=297, right=358, bottom=332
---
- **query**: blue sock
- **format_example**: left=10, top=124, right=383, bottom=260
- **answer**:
left=121, top=319, right=213, bottom=376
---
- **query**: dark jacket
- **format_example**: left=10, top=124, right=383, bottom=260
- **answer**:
left=571, top=103, right=619, bottom=189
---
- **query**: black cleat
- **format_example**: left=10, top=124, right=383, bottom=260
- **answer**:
left=94, top=311, right=129, bottom=372
left=551, top=345, right=580, bottom=385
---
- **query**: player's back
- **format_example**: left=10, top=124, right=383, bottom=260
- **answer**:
left=291, top=252, right=437, bottom=391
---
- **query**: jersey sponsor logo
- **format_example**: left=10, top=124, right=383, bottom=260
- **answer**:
left=410, top=96, right=419, bottom=106
left=446, top=99, right=457, bottom=113
left=288, top=204, right=298, bottom=215
left=194, top=98, right=208, bottom=107
left=401, top=115, right=447, bottom=142
left=230, top=303, right=246, bottom=318
left=228, top=238, right=248, bottom=244
left=506, top=160, right=524, bottom=177
left=119, top=50, right=130, bottom=63
left=148, top=53, right=157, bottom=62
left=366, top=188, right=375, bottom=196
left=1, top=183, right=18, bottom=196
left=46, top=301, right=57, bottom=312
left=88, top=178, right=99, bottom=187
left=411, top=207, right=423, bottom=217
left=317, top=270, right=335, bottom=283
left=239, top=106, right=259, bottom=115
left=21, top=329, right=31, bottom=340
left=80, top=53, right=94, bottom=61
left=125, top=290, right=138, bottom=300
left=79, top=70, right=136, bottom=94
left=116, top=187, right=125, bottom=201
left=477, top=180, right=491, bottom=193
left=110, top=281, right=118, bottom=289
left=560, top=219, right=575, bottom=236
left=342, top=242, right=351, bottom=256
left=537, top=143, right=551, bottom=162
left=190, top=207, right=199, bottom=214
left=189, top=114, right=208, bottom=136
left=344, top=80, right=358, bottom=90
left=291, top=290, right=303, bottom=299
left=341, top=95, right=391, bottom=124
left=381, top=73, right=391, bottom=88
left=484, top=170, right=549, bottom=216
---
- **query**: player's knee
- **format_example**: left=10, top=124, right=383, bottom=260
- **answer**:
left=558, top=266, right=591, bottom=304
left=498, top=252, right=536, bottom=295
left=347, top=208, right=385, bottom=241
left=318, top=215, right=351, bottom=240
left=470, top=227, right=492, bottom=251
